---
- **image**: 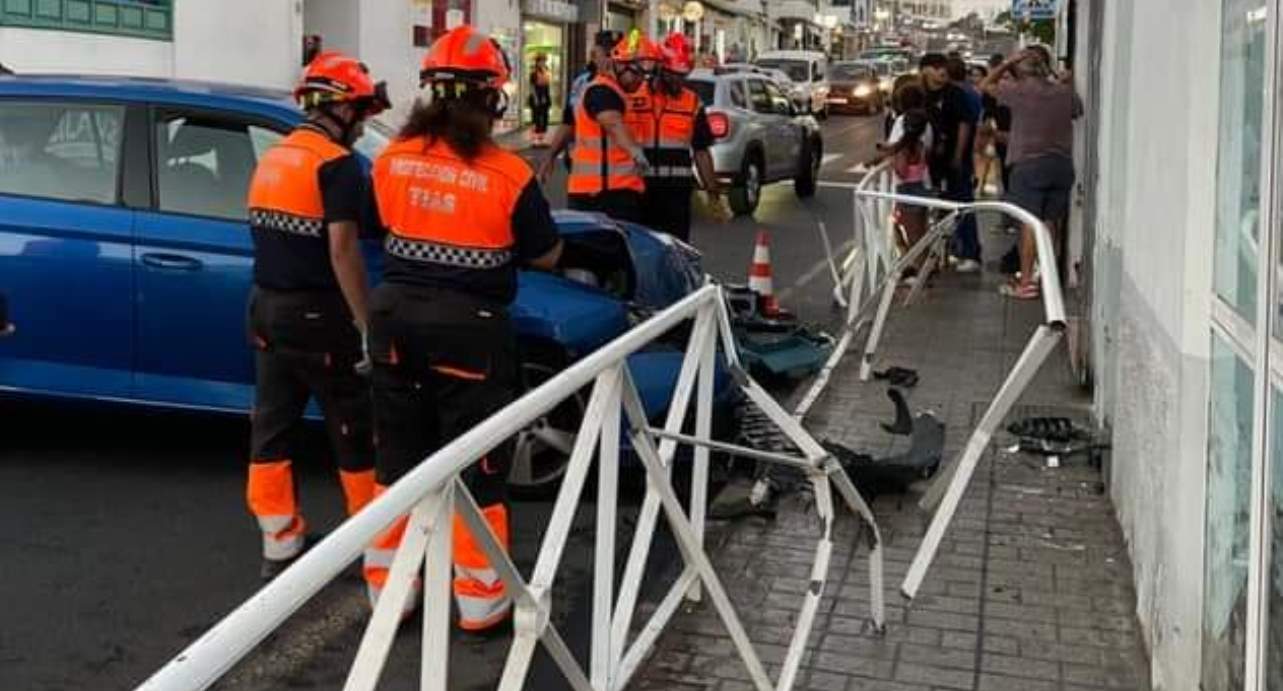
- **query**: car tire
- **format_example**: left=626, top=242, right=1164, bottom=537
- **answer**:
left=795, top=140, right=819, bottom=199
left=729, top=153, right=763, bottom=217
left=507, top=345, right=587, bottom=498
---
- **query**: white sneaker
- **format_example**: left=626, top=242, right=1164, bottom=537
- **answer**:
left=955, top=259, right=982, bottom=273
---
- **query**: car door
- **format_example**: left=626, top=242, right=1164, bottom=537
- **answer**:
left=0, top=98, right=135, bottom=398
left=131, top=106, right=288, bottom=411
left=745, top=77, right=783, bottom=175
left=760, top=79, right=801, bottom=179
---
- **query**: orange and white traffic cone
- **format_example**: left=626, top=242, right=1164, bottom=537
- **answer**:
left=748, top=230, right=784, bottom=318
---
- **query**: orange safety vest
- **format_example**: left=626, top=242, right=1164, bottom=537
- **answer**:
left=568, top=75, right=645, bottom=195
left=624, top=81, right=655, bottom=156
left=247, top=127, right=348, bottom=236
left=371, top=136, right=529, bottom=270
left=645, top=86, right=700, bottom=181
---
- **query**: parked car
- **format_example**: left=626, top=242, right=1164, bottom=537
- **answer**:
left=0, top=75, right=736, bottom=493
left=826, top=61, right=885, bottom=115
left=755, top=50, right=831, bottom=119
left=685, top=68, right=823, bottom=216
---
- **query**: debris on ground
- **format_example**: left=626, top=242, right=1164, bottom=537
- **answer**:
left=880, top=387, right=913, bottom=435
left=873, top=366, right=919, bottom=388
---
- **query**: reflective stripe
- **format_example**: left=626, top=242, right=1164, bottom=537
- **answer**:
left=385, top=235, right=514, bottom=269
left=250, top=208, right=324, bottom=237
left=260, top=516, right=305, bottom=561
left=363, top=547, right=397, bottom=571
left=456, top=592, right=511, bottom=630
left=657, top=137, right=692, bottom=149
left=570, top=161, right=640, bottom=179
left=650, top=165, right=694, bottom=178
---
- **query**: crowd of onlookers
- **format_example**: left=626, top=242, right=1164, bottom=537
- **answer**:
left=871, top=45, right=1081, bottom=299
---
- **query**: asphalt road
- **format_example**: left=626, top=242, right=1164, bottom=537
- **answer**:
left=0, top=113, right=883, bottom=691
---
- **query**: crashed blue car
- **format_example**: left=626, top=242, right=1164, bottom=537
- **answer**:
left=0, top=75, right=733, bottom=492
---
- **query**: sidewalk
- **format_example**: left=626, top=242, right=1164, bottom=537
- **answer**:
left=633, top=233, right=1152, bottom=691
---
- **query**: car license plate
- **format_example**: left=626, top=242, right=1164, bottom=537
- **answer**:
left=828, top=98, right=848, bottom=104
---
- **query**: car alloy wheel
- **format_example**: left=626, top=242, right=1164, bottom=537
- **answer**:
left=508, top=360, right=586, bottom=495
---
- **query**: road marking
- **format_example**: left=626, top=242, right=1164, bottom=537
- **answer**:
left=846, top=163, right=870, bottom=174
left=778, top=237, right=857, bottom=302
left=821, top=153, right=843, bottom=166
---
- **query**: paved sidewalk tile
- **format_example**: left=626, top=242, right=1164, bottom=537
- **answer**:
left=634, top=235, right=1152, bottom=691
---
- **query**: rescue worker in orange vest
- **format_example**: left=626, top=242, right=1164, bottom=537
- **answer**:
left=566, top=30, right=652, bottom=223
left=366, top=26, right=563, bottom=629
left=244, top=52, right=390, bottom=580
left=640, top=32, right=724, bottom=242
left=620, top=33, right=660, bottom=175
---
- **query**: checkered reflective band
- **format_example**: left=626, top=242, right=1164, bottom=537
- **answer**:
left=385, top=235, right=513, bottom=269
left=250, top=209, right=325, bottom=238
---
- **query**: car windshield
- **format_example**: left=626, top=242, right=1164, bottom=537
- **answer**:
left=871, top=61, right=892, bottom=76
left=756, top=59, right=809, bottom=83
left=688, top=80, right=716, bottom=105
left=353, top=118, right=393, bottom=160
left=828, top=63, right=872, bottom=81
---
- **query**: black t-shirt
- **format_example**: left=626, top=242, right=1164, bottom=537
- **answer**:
left=691, top=107, right=714, bottom=151
left=583, top=84, right=626, bottom=119
left=252, top=137, right=364, bottom=292
left=925, top=82, right=976, bottom=179
left=374, top=178, right=561, bottom=304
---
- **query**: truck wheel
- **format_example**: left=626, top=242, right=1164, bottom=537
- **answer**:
left=729, top=155, right=763, bottom=217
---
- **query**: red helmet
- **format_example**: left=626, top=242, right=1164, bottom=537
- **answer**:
left=421, top=25, right=511, bottom=89
left=295, top=51, right=390, bottom=115
left=660, top=32, right=694, bottom=74
left=612, top=31, right=661, bottom=68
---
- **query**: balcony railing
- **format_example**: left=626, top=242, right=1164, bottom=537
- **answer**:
left=0, top=0, right=171, bottom=41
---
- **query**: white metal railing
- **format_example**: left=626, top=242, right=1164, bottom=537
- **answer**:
left=138, top=283, right=886, bottom=691
left=805, top=176, right=1067, bottom=602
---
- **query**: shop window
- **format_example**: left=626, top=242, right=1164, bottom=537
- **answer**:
left=1203, top=333, right=1255, bottom=691
left=1212, top=0, right=1269, bottom=325
left=0, top=0, right=172, bottom=41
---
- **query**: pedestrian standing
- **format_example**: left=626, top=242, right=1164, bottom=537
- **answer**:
left=564, top=32, right=652, bottom=223
left=980, top=46, right=1082, bottom=300
left=919, top=52, right=981, bottom=273
left=243, top=52, right=390, bottom=581
left=985, top=53, right=1014, bottom=196
left=365, top=25, right=564, bottom=629
left=528, top=53, right=552, bottom=147
left=638, top=32, right=725, bottom=241
left=537, top=34, right=617, bottom=181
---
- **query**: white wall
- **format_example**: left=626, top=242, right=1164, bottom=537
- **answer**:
left=1092, top=0, right=1220, bottom=687
left=173, top=0, right=303, bottom=89
left=0, top=27, right=172, bottom=77
left=305, top=0, right=362, bottom=57
left=355, top=0, right=422, bottom=129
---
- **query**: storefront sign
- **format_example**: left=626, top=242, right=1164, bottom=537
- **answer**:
left=683, top=1, right=705, bottom=22
left=522, top=0, right=579, bottom=23
left=1012, top=0, right=1059, bottom=21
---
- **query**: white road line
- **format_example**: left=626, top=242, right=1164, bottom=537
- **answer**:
left=846, top=163, right=870, bottom=174
left=821, top=153, right=843, bottom=166
left=778, top=238, right=857, bottom=302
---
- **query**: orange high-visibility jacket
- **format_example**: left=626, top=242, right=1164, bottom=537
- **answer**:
left=247, top=128, right=348, bottom=235
left=371, top=137, right=529, bottom=269
left=568, top=75, right=645, bottom=195
left=644, top=86, right=700, bottom=180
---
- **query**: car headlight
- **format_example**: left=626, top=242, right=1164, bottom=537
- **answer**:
left=879, top=78, right=893, bottom=92
left=854, top=84, right=873, bottom=98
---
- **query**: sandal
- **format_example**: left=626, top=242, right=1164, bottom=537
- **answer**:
left=999, top=282, right=1040, bottom=300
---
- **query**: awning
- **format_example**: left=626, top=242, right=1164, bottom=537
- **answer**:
left=521, top=0, right=579, bottom=23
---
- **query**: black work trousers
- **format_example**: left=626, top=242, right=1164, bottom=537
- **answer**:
left=568, top=189, right=643, bottom=224
left=641, top=183, right=694, bottom=242
left=247, top=287, right=372, bottom=473
left=367, top=283, right=517, bottom=507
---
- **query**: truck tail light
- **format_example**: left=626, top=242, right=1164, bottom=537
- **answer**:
left=708, top=111, right=731, bottom=139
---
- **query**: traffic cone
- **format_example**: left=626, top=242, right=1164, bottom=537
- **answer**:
left=748, top=230, right=783, bottom=318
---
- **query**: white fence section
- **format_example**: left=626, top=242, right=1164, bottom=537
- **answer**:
left=138, top=284, right=887, bottom=691
left=806, top=174, right=1067, bottom=601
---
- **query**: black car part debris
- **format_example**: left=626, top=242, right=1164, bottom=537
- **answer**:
left=880, top=387, right=914, bottom=435
left=873, top=366, right=919, bottom=388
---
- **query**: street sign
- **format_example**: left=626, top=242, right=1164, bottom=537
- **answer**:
left=1012, top=0, right=1059, bottom=21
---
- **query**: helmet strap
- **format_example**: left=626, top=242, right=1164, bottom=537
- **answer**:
left=310, top=103, right=360, bottom=146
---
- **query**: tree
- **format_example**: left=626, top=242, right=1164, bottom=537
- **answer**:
left=995, top=9, right=1055, bottom=45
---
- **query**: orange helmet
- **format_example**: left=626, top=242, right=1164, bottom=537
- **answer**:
left=612, top=30, right=661, bottom=70
left=295, top=51, right=390, bottom=115
left=420, top=25, right=511, bottom=89
left=660, top=32, right=694, bottom=74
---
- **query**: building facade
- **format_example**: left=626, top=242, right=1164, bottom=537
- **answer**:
left=1073, top=0, right=1283, bottom=688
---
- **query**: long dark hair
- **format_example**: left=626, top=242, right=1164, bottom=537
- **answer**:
left=889, top=109, right=928, bottom=160
left=398, top=88, right=495, bottom=161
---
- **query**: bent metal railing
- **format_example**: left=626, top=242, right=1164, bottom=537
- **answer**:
left=137, top=283, right=886, bottom=691
left=806, top=177, right=1067, bottom=602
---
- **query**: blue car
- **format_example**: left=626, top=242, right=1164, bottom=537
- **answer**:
left=0, top=75, right=732, bottom=492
